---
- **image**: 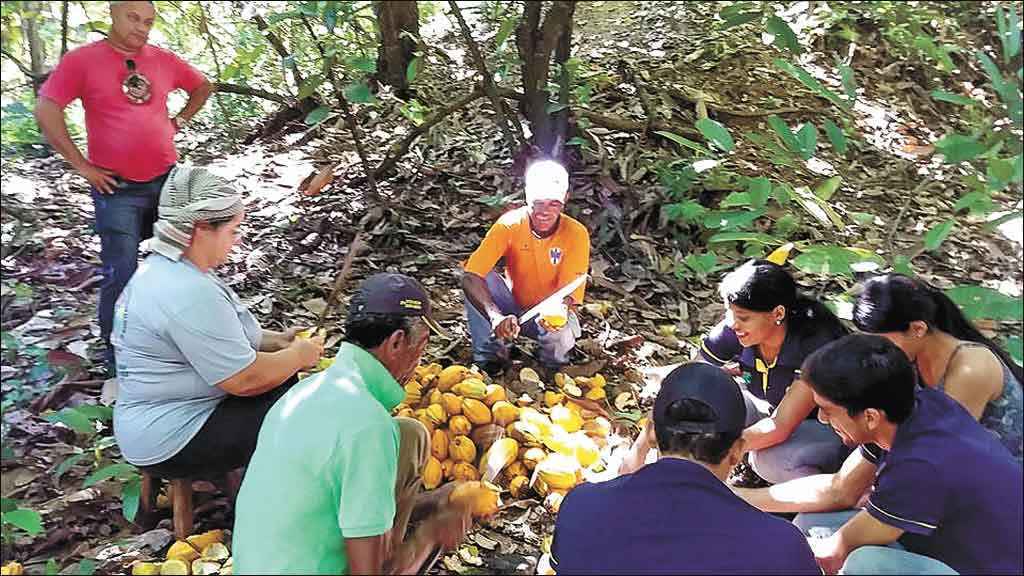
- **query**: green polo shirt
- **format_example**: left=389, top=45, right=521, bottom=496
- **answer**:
left=232, top=343, right=406, bottom=575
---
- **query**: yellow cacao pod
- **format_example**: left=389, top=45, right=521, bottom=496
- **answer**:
left=520, top=446, right=547, bottom=470
left=483, top=384, right=507, bottom=406
left=508, top=475, right=531, bottom=499
left=1, top=563, right=25, bottom=576
left=453, top=377, right=488, bottom=400
left=551, top=404, right=583, bottom=433
left=462, top=398, right=492, bottom=425
left=582, top=416, right=611, bottom=438
left=442, top=458, right=456, bottom=480
left=441, top=392, right=463, bottom=416
left=423, top=456, right=443, bottom=490
left=437, top=365, right=470, bottom=391
left=425, top=362, right=443, bottom=377
left=504, top=460, right=528, bottom=481
left=428, top=389, right=443, bottom=406
left=449, top=480, right=501, bottom=517
left=431, top=428, right=450, bottom=461
left=452, top=462, right=480, bottom=482
left=166, top=530, right=224, bottom=563
left=478, top=437, right=520, bottom=479
left=491, top=400, right=520, bottom=426
left=471, top=423, right=504, bottom=454
left=536, top=453, right=580, bottom=490
left=519, top=407, right=553, bottom=435
left=416, top=413, right=435, bottom=435
left=585, top=387, right=606, bottom=401
left=511, top=421, right=543, bottom=446
left=395, top=407, right=414, bottom=419
left=403, top=382, right=423, bottom=406
left=449, top=415, right=472, bottom=436
left=544, top=391, right=565, bottom=407
left=589, top=374, right=606, bottom=388
left=542, top=426, right=576, bottom=456
left=572, top=432, right=600, bottom=468
left=449, top=435, right=477, bottom=463
left=426, top=403, right=448, bottom=425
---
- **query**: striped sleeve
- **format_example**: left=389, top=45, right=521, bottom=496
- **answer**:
left=866, top=457, right=943, bottom=535
left=700, top=319, right=742, bottom=365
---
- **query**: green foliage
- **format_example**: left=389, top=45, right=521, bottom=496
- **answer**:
left=2, top=500, right=43, bottom=543
left=695, top=119, right=735, bottom=152
left=923, top=220, right=956, bottom=251
left=822, top=118, right=847, bottom=155
left=945, top=286, right=1024, bottom=322
left=791, top=245, right=884, bottom=278
left=765, top=15, right=801, bottom=55
left=773, top=59, right=852, bottom=111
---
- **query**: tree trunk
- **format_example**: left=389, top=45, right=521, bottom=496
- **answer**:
left=61, top=1, right=69, bottom=56
left=24, top=1, right=47, bottom=93
left=515, top=0, right=575, bottom=157
left=375, top=0, right=419, bottom=99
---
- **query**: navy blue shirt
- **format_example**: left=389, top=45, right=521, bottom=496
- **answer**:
left=859, top=387, right=1023, bottom=574
left=701, top=320, right=839, bottom=408
left=550, top=458, right=820, bottom=574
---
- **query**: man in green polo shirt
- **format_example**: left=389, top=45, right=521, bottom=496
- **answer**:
left=233, top=273, right=472, bottom=574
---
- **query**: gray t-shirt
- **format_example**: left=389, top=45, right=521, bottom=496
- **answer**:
left=112, top=254, right=262, bottom=466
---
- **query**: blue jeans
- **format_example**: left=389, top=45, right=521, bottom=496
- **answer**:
left=794, top=511, right=958, bottom=574
left=740, top=388, right=851, bottom=484
left=92, top=170, right=172, bottom=367
left=465, top=271, right=579, bottom=368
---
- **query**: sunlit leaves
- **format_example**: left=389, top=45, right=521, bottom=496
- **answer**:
left=945, top=286, right=1024, bottom=321
left=934, top=133, right=985, bottom=164
left=923, top=220, right=956, bottom=251
left=304, top=106, right=331, bottom=125
left=695, top=118, right=735, bottom=152
left=765, top=15, right=801, bottom=55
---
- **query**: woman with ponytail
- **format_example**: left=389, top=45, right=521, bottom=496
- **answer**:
left=621, top=260, right=850, bottom=483
left=855, top=274, right=1022, bottom=461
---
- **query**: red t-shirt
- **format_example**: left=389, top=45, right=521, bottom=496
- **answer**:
left=39, top=40, right=206, bottom=182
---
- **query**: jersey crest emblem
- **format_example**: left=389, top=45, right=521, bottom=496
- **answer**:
left=549, top=247, right=563, bottom=265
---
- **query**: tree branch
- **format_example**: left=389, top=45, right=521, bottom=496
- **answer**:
left=213, top=82, right=290, bottom=104
left=250, top=8, right=303, bottom=93
left=1, top=48, right=37, bottom=79
left=447, top=0, right=525, bottom=150
left=372, top=87, right=487, bottom=180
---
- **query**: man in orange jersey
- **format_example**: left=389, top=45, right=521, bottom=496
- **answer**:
left=462, top=160, right=590, bottom=375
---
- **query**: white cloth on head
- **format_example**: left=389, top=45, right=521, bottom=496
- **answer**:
left=150, top=164, right=244, bottom=261
left=525, top=160, right=569, bottom=205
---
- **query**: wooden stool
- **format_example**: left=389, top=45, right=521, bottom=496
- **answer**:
left=140, top=473, right=194, bottom=540
left=139, top=469, right=243, bottom=540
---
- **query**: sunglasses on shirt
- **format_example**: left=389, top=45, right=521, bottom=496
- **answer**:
left=122, top=59, right=152, bottom=105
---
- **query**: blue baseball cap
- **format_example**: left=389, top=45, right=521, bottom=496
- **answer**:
left=653, top=363, right=746, bottom=434
left=348, top=273, right=441, bottom=332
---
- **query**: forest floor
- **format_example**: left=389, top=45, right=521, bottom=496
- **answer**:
left=1, top=1, right=1021, bottom=574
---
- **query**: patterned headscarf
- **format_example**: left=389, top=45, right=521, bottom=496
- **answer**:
left=150, top=165, right=244, bottom=261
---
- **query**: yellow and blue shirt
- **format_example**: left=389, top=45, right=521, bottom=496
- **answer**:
left=700, top=319, right=840, bottom=409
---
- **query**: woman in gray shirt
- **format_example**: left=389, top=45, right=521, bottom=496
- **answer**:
left=112, top=165, right=323, bottom=478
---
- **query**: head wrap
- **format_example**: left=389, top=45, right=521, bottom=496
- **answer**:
left=150, top=165, right=244, bottom=261
left=524, top=160, right=569, bottom=206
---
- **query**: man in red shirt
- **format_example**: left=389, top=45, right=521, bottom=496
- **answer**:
left=35, top=0, right=212, bottom=371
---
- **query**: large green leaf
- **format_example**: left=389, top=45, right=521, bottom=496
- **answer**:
left=44, top=408, right=94, bottom=435
left=695, top=118, right=735, bottom=152
left=766, top=115, right=800, bottom=155
left=774, top=213, right=800, bottom=237
left=83, top=463, right=138, bottom=488
left=654, top=131, right=711, bottom=155
left=977, top=50, right=1023, bottom=125
left=1005, top=336, right=1023, bottom=367
left=945, top=286, right=1024, bottom=321
left=996, top=5, right=1022, bottom=63
left=795, top=122, right=818, bottom=159
left=495, top=16, right=516, bottom=47
left=707, top=231, right=783, bottom=245
left=773, top=59, right=849, bottom=110
left=304, top=106, right=331, bottom=126
left=121, top=477, right=141, bottom=523
left=405, top=56, right=422, bottom=84
left=814, top=176, right=842, bottom=201
left=838, top=63, right=857, bottom=104
left=765, top=15, right=801, bottom=54
left=931, top=90, right=977, bottom=107
left=923, top=220, right=956, bottom=251
left=954, top=191, right=995, bottom=215
left=703, top=209, right=765, bottom=230
left=791, top=245, right=883, bottom=278
left=348, top=54, right=377, bottom=73
left=746, top=177, right=771, bottom=208
left=74, top=404, right=113, bottom=422
left=822, top=118, right=847, bottom=155
left=934, top=134, right=985, bottom=164
left=664, top=201, right=707, bottom=224
left=343, top=82, right=374, bottom=104
left=2, top=508, right=43, bottom=535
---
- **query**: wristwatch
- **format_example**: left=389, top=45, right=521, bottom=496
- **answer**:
left=172, top=115, right=189, bottom=130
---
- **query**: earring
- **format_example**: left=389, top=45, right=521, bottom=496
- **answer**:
left=775, top=318, right=784, bottom=325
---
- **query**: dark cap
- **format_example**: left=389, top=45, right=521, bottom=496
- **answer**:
left=348, top=273, right=442, bottom=332
left=653, top=363, right=746, bottom=434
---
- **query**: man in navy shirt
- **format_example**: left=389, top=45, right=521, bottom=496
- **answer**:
left=550, top=362, right=819, bottom=574
left=786, top=334, right=1022, bottom=575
